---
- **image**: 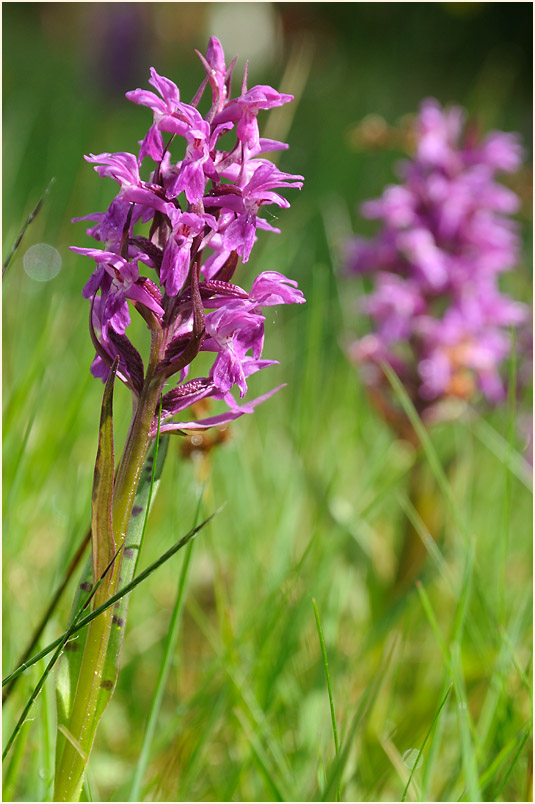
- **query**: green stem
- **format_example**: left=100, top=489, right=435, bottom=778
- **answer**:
left=53, top=349, right=164, bottom=802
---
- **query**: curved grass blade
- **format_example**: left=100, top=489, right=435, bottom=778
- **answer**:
left=2, top=510, right=221, bottom=690
left=312, top=598, right=340, bottom=801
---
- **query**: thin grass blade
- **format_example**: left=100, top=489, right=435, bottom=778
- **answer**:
left=128, top=486, right=200, bottom=801
left=381, top=362, right=472, bottom=543
left=320, top=638, right=398, bottom=802
left=2, top=177, right=55, bottom=277
left=3, top=526, right=91, bottom=704
left=3, top=510, right=221, bottom=689
left=312, top=598, right=341, bottom=801
left=3, top=539, right=123, bottom=761
left=401, top=682, right=453, bottom=802
left=491, top=724, right=532, bottom=799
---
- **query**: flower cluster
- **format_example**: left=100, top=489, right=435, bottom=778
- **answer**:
left=346, top=98, right=527, bottom=421
left=72, top=37, right=304, bottom=433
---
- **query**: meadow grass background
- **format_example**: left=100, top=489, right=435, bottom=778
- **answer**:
left=3, top=3, right=532, bottom=801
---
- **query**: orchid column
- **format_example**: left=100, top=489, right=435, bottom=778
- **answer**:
left=53, top=37, right=304, bottom=801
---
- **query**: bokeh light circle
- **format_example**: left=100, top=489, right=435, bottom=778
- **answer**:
left=23, top=243, right=62, bottom=282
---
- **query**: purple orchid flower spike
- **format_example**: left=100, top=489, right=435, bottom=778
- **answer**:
left=72, top=35, right=305, bottom=436
left=346, top=97, right=527, bottom=427
left=58, top=35, right=305, bottom=801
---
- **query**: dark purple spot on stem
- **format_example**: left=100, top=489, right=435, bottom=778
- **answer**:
left=100, top=679, right=114, bottom=690
left=112, top=615, right=125, bottom=627
left=80, top=581, right=92, bottom=592
left=131, top=506, right=143, bottom=517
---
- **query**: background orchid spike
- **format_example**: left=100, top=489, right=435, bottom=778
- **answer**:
left=346, top=97, right=527, bottom=423
left=72, top=35, right=305, bottom=434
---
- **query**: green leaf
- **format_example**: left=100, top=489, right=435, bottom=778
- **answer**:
left=54, top=358, right=119, bottom=771
left=91, top=357, right=118, bottom=587
left=95, top=433, right=169, bottom=723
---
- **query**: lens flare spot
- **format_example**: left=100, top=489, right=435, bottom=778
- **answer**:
left=23, top=243, right=62, bottom=282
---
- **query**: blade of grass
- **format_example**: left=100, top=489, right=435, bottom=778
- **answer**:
left=5, top=394, right=162, bottom=707
left=471, top=416, right=532, bottom=491
left=128, top=491, right=201, bottom=801
left=497, top=337, right=517, bottom=626
left=381, top=362, right=473, bottom=544
left=54, top=551, right=93, bottom=771
left=186, top=593, right=295, bottom=801
left=479, top=722, right=531, bottom=792
left=401, top=682, right=453, bottom=802
left=233, top=707, right=285, bottom=802
left=450, top=641, right=481, bottom=801
left=448, top=542, right=480, bottom=799
left=3, top=539, right=124, bottom=761
left=491, top=723, right=531, bottom=799
left=152, top=683, right=228, bottom=801
left=2, top=509, right=221, bottom=689
left=320, top=637, right=398, bottom=802
left=396, top=490, right=454, bottom=589
left=380, top=733, right=422, bottom=801
left=2, top=703, right=31, bottom=802
left=476, top=599, right=531, bottom=752
left=415, top=580, right=450, bottom=663
left=498, top=624, right=532, bottom=695
left=2, top=177, right=55, bottom=277
left=2, top=526, right=91, bottom=704
left=449, top=540, right=475, bottom=648
left=312, top=598, right=341, bottom=801
left=38, top=657, right=56, bottom=801
left=421, top=677, right=454, bottom=800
